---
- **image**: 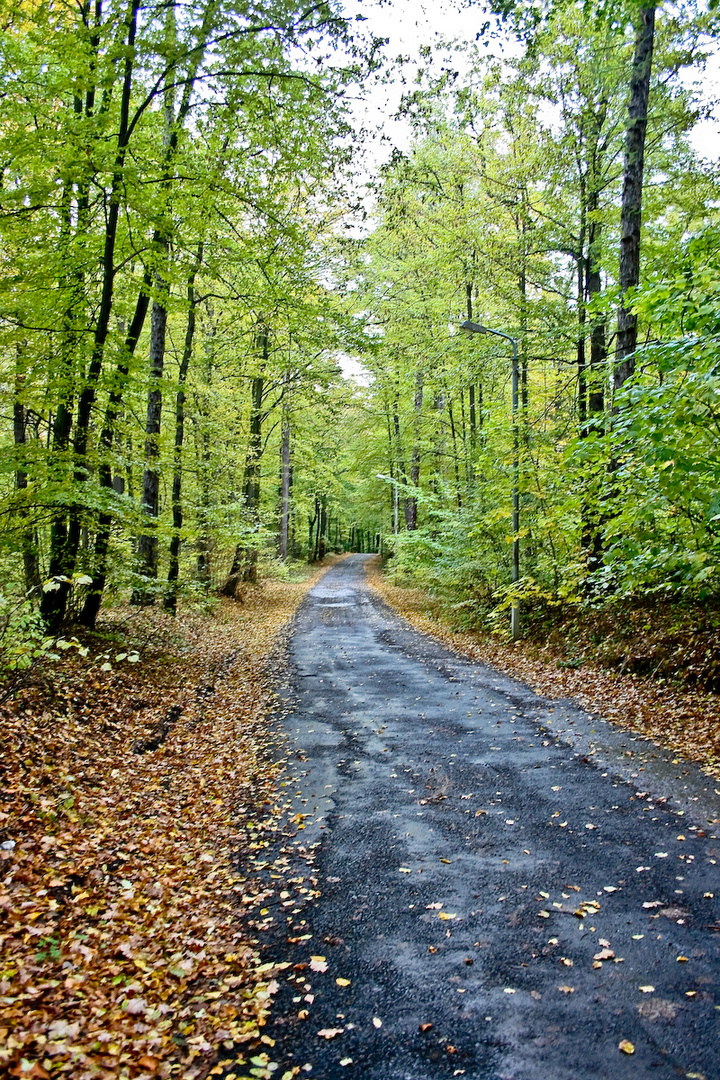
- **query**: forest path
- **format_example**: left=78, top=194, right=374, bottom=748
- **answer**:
left=262, top=555, right=720, bottom=1080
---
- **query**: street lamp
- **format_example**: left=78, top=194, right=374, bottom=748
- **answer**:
left=460, top=319, right=520, bottom=641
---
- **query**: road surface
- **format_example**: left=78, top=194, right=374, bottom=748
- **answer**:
left=260, top=555, right=720, bottom=1080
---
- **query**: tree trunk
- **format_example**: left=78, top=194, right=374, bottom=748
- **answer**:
left=40, top=0, right=140, bottom=633
left=405, top=371, right=423, bottom=530
left=615, top=4, right=656, bottom=391
left=222, top=326, right=268, bottom=594
left=165, top=246, right=202, bottom=613
left=13, top=385, right=41, bottom=596
left=132, top=281, right=169, bottom=605
left=279, top=416, right=291, bottom=561
left=78, top=0, right=219, bottom=628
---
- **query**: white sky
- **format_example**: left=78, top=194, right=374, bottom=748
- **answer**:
left=343, top=0, right=720, bottom=169
left=335, top=0, right=720, bottom=384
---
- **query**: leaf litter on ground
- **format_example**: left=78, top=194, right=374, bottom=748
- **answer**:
left=0, top=562, right=339, bottom=1079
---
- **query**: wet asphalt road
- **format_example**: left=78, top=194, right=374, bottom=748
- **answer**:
left=263, top=555, right=720, bottom=1080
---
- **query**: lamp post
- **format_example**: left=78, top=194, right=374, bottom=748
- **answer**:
left=460, top=319, right=520, bottom=641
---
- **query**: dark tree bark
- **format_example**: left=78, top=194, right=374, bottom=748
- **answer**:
left=77, top=0, right=220, bottom=628
left=279, top=414, right=291, bottom=561
left=78, top=278, right=152, bottom=627
left=13, top=386, right=41, bottom=596
left=41, top=0, right=140, bottom=633
left=586, top=189, right=607, bottom=423
left=447, top=397, right=462, bottom=510
left=132, top=283, right=169, bottom=605
left=222, top=326, right=268, bottom=594
left=615, top=4, right=656, bottom=391
left=404, top=371, right=423, bottom=530
left=165, top=246, right=202, bottom=613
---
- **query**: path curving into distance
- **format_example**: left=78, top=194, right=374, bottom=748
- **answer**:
left=261, top=555, right=720, bottom=1080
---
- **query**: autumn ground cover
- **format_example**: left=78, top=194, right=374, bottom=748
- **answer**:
left=0, top=561, right=340, bottom=1080
left=367, top=559, right=720, bottom=783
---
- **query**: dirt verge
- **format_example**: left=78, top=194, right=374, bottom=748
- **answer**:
left=0, top=560, right=342, bottom=1080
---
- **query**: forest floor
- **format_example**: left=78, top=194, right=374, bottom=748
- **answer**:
left=0, top=559, right=341, bottom=1080
left=366, top=561, right=720, bottom=784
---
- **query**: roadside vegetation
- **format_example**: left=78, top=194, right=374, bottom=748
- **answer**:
left=3, top=0, right=720, bottom=1074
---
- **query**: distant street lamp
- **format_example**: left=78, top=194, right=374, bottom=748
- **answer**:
left=460, top=319, right=520, bottom=641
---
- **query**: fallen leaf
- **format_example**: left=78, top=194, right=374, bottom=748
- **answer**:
left=618, top=1040, right=634, bottom=1055
left=639, top=986, right=655, bottom=993
left=561, top=958, right=573, bottom=967
left=426, top=903, right=443, bottom=910
left=340, top=1058, right=353, bottom=1066
left=399, top=867, right=412, bottom=874
left=538, top=910, right=550, bottom=918
left=603, top=886, right=617, bottom=893
left=336, top=978, right=350, bottom=986
left=503, top=988, right=516, bottom=994
left=317, top=1028, right=344, bottom=1040
left=310, top=956, right=328, bottom=973
left=419, top=1023, right=433, bottom=1032
left=438, top=912, right=457, bottom=920
left=372, top=1017, right=382, bottom=1029
left=558, top=985, right=575, bottom=994
left=593, top=948, right=614, bottom=961
left=676, top=955, right=689, bottom=962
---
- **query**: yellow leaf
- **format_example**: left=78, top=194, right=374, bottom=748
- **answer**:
left=538, top=910, right=550, bottom=918
left=336, top=978, right=350, bottom=986
left=438, top=912, right=457, bottom=920
left=639, top=986, right=655, bottom=993
left=618, top=1040, right=634, bottom=1055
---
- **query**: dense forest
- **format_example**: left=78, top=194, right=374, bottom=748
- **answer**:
left=2, top=0, right=720, bottom=661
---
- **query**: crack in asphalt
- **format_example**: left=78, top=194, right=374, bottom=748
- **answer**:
left=261, top=555, right=720, bottom=1080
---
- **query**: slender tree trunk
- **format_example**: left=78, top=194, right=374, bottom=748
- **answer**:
left=132, top=281, right=169, bottom=605
left=13, top=382, right=41, bottom=595
left=309, top=501, right=319, bottom=560
left=78, top=279, right=152, bottom=627
left=576, top=190, right=587, bottom=429
left=222, top=326, right=268, bottom=593
left=279, top=414, right=291, bottom=561
left=615, top=4, right=656, bottom=391
left=447, top=398, right=462, bottom=510
left=78, top=0, right=219, bottom=628
left=391, top=396, right=409, bottom=526
left=165, top=246, right=202, bottom=613
left=405, top=371, right=423, bottom=530
left=41, top=0, right=140, bottom=632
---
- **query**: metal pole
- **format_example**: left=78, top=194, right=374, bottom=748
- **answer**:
left=510, top=335, right=520, bottom=641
